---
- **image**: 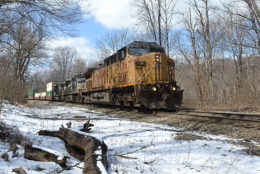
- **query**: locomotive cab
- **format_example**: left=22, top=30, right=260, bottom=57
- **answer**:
left=125, top=41, right=183, bottom=109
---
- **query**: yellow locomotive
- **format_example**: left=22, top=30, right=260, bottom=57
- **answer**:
left=32, top=41, right=183, bottom=109
left=79, top=41, right=183, bottom=109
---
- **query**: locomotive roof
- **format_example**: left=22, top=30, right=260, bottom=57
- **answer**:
left=126, top=41, right=164, bottom=51
left=83, top=41, right=165, bottom=75
left=84, top=67, right=97, bottom=78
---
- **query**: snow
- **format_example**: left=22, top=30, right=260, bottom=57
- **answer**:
left=0, top=103, right=259, bottom=174
left=32, top=145, right=65, bottom=160
left=95, top=147, right=108, bottom=174
left=97, top=160, right=108, bottom=174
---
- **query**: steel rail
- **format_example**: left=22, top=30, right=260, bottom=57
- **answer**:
left=171, top=109, right=260, bottom=129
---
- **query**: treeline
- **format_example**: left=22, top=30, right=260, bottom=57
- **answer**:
left=30, top=47, right=87, bottom=92
left=0, top=0, right=88, bottom=104
left=0, top=0, right=259, bottom=109
left=95, top=0, right=260, bottom=108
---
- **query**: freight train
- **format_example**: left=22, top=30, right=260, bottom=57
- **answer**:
left=28, top=41, right=183, bottom=109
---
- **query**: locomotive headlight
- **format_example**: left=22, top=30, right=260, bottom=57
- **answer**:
left=152, top=87, right=157, bottom=91
left=172, top=87, right=176, bottom=91
left=155, top=54, right=160, bottom=62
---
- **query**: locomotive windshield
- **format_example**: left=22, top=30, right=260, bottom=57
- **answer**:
left=128, top=47, right=165, bottom=55
left=128, top=48, right=149, bottom=55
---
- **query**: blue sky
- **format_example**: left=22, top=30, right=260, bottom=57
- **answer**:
left=74, top=17, right=110, bottom=42
left=73, top=16, right=131, bottom=43
left=47, top=0, right=137, bottom=63
left=46, top=0, right=228, bottom=63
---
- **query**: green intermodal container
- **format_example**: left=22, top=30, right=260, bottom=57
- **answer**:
left=28, top=88, right=37, bottom=97
left=46, top=91, right=53, bottom=96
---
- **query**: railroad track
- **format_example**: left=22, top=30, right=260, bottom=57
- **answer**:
left=172, top=109, right=260, bottom=129
left=29, top=100, right=260, bottom=129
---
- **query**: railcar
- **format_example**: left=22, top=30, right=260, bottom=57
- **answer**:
left=29, top=41, right=183, bottom=109
left=46, top=82, right=59, bottom=100
left=63, top=74, right=86, bottom=102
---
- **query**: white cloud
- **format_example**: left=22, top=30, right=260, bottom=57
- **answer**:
left=46, top=37, right=98, bottom=64
left=82, top=0, right=136, bottom=29
left=80, top=0, right=188, bottom=29
left=79, top=0, right=240, bottom=30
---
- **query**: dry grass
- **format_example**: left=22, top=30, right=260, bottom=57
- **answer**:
left=174, top=132, right=207, bottom=141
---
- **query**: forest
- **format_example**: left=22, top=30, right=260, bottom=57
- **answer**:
left=0, top=0, right=259, bottom=110
left=0, top=1, right=259, bottom=173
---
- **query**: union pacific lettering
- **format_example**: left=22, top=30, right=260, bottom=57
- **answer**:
left=120, top=61, right=128, bottom=71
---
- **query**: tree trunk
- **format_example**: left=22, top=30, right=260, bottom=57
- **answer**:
left=38, top=127, right=108, bottom=174
left=24, top=144, right=68, bottom=168
left=158, top=0, right=162, bottom=46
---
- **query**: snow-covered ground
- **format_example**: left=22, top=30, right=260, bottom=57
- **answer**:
left=0, top=103, right=259, bottom=174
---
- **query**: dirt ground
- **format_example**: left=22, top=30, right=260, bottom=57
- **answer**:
left=26, top=100, right=260, bottom=156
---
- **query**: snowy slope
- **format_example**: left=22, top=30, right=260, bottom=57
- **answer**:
left=0, top=103, right=259, bottom=174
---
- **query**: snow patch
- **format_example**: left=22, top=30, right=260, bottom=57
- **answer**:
left=0, top=103, right=259, bottom=174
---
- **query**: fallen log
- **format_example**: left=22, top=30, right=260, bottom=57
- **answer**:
left=12, top=168, right=27, bottom=174
left=24, top=144, right=68, bottom=168
left=38, top=127, right=108, bottom=174
left=0, top=123, right=9, bottom=140
left=1, top=153, right=9, bottom=162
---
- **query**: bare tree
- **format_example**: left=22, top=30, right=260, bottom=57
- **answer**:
left=223, top=14, right=247, bottom=93
left=0, top=0, right=89, bottom=79
left=242, top=0, right=260, bottom=50
left=51, top=47, right=79, bottom=82
left=161, top=0, right=176, bottom=55
left=72, top=58, right=87, bottom=75
left=0, top=56, right=12, bottom=112
left=221, top=0, right=259, bottom=101
left=0, top=0, right=90, bottom=104
left=134, top=0, right=158, bottom=42
left=29, top=57, right=87, bottom=88
left=133, top=0, right=177, bottom=54
left=174, top=9, right=206, bottom=103
left=191, top=0, right=214, bottom=101
left=0, top=0, right=85, bottom=38
left=223, top=0, right=260, bottom=51
left=3, top=21, right=46, bottom=81
left=28, top=71, right=46, bottom=91
left=174, top=0, right=225, bottom=104
left=95, top=29, right=132, bottom=59
left=0, top=56, right=27, bottom=109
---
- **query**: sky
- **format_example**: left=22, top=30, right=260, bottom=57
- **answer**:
left=47, top=0, right=138, bottom=63
left=46, top=0, right=234, bottom=64
left=47, top=0, right=184, bottom=63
